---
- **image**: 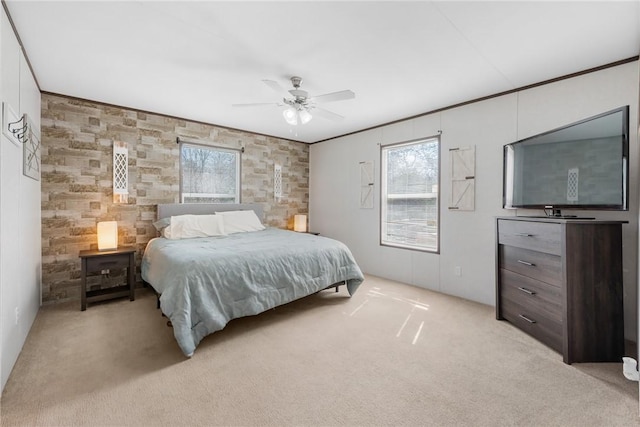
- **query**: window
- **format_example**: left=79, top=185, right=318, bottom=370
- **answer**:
left=381, top=137, right=440, bottom=252
left=180, top=142, right=241, bottom=203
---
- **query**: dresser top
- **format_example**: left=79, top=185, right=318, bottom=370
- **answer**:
left=497, top=216, right=628, bottom=225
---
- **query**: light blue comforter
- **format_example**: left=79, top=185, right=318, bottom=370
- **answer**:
left=141, top=228, right=364, bottom=356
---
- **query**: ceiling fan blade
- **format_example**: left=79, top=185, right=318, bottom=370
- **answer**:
left=312, top=90, right=355, bottom=104
left=312, top=106, right=345, bottom=122
left=231, top=102, right=282, bottom=108
left=262, top=79, right=289, bottom=96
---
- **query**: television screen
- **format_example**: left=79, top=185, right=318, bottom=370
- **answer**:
left=503, top=106, right=629, bottom=211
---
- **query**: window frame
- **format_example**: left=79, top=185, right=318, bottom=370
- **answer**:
left=179, top=140, right=242, bottom=204
left=379, top=135, right=441, bottom=253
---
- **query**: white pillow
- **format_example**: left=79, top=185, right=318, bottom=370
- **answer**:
left=163, top=214, right=226, bottom=240
left=216, top=210, right=265, bottom=234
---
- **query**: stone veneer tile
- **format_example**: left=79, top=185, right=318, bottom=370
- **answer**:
left=41, top=94, right=309, bottom=303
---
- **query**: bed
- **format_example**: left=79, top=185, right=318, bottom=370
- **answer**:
left=141, top=203, right=365, bottom=357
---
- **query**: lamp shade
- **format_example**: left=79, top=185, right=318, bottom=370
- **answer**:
left=294, top=214, right=307, bottom=233
left=298, top=109, right=312, bottom=124
left=97, top=221, right=118, bottom=251
left=283, top=108, right=297, bottom=125
left=283, top=107, right=313, bottom=126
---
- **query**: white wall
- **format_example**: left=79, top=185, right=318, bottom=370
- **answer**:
left=310, top=61, right=639, bottom=342
left=0, top=6, right=42, bottom=391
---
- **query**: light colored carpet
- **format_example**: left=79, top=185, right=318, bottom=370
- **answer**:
left=0, top=275, right=637, bottom=426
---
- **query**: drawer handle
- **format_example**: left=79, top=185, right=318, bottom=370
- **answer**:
left=517, top=260, right=536, bottom=267
left=517, top=287, right=536, bottom=295
left=519, top=314, right=537, bottom=324
left=514, top=233, right=534, bottom=237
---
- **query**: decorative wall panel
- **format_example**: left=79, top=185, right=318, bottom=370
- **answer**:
left=359, top=161, right=374, bottom=209
left=449, top=146, right=475, bottom=211
left=113, top=141, right=128, bottom=203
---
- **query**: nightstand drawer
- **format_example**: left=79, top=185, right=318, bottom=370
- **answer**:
left=499, top=269, right=562, bottom=323
left=85, top=254, right=130, bottom=273
left=499, top=245, right=562, bottom=286
left=498, top=220, right=561, bottom=255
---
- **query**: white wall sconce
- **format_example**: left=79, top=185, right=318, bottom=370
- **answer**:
left=113, top=141, right=128, bottom=203
left=274, top=164, right=282, bottom=201
left=294, top=214, right=307, bottom=232
left=97, top=221, right=118, bottom=251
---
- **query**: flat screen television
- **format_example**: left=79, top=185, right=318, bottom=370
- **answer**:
left=503, top=106, right=629, bottom=216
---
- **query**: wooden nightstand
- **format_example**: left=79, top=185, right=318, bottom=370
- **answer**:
left=79, top=247, right=136, bottom=311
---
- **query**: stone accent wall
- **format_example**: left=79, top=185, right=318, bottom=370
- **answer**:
left=41, top=93, right=309, bottom=303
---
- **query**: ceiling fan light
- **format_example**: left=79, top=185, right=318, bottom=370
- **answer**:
left=299, top=109, right=312, bottom=124
left=283, top=108, right=298, bottom=125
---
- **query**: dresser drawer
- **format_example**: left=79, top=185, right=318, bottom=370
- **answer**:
left=499, top=245, right=562, bottom=287
left=85, top=253, right=130, bottom=272
left=501, top=297, right=563, bottom=353
left=499, top=269, right=562, bottom=323
left=498, top=219, right=562, bottom=255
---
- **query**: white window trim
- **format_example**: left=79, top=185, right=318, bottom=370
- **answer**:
left=179, top=140, right=242, bottom=203
left=380, top=136, right=441, bottom=253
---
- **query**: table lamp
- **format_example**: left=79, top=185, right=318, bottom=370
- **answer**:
left=294, top=214, right=307, bottom=233
left=97, top=221, right=118, bottom=251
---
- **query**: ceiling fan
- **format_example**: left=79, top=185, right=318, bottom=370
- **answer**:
left=232, top=76, right=355, bottom=125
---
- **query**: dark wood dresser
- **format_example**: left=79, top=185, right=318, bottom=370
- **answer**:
left=496, top=217, right=625, bottom=364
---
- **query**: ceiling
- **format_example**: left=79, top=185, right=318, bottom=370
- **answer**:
left=5, top=1, right=640, bottom=144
